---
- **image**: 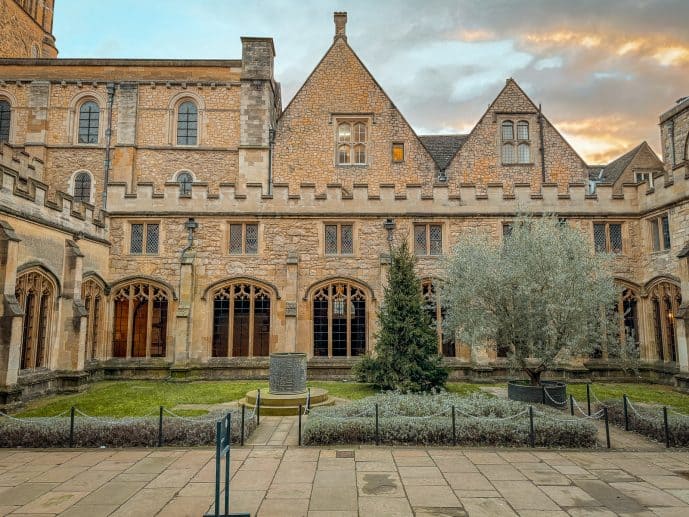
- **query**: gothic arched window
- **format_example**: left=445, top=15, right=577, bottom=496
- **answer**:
left=82, top=279, right=105, bottom=361
left=211, top=282, right=272, bottom=357
left=650, top=282, right=681, bottom=363
left=112, top=283, right=169, bottom=359
left=177, top=171, right=193, bottom=196
left=15, top=269, right=55, bottom=370
left=312, top=280, right=367, bottom=357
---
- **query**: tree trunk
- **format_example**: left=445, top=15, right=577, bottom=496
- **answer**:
left=525, top=368, right=541, bottom=386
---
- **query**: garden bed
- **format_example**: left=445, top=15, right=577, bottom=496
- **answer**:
left=603, top=399, right=689, bottom=447
left=303, top=392, right=597, bottom=448
left=0, top=409, right=254, bottom=448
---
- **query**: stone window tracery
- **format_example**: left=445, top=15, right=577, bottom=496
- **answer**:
left=82, top=279, right=105, bottom=361
left=414, top=223, right=443, bottom=256
left=313, top=281, right=367, bottom=357
left=15, top=269, right=55, bottom=370
left=336, top=120, right=367, bottom=165
left=422, top=279, right=455, bottom=357
left=650, top=282, right=681, bottom=363
left=211, top=282, right=271, bottom=357
left=501, top=119, right=531, bottom=164
left=324, top=223, right=353, bottom=255
left=112, top=283, right=169, bottom=359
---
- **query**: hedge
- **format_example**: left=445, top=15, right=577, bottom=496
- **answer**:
left=604, top=399, right=689, bottom=447
left=0, top=410, right=254, bottom=448
left=303, top=392, right=597, bottom=448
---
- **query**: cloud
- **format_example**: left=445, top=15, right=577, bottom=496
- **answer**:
left=53, top=0, right=689, bottom=163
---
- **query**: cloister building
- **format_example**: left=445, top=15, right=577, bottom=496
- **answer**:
left=1, top=3, right=688, bottom=404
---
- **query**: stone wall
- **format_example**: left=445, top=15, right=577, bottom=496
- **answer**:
left=0, top=0, right=56, bottom=58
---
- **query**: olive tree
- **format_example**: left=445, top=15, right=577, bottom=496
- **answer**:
left=441, top=215, right=626, bottom=385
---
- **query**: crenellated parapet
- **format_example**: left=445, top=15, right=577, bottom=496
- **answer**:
left=0, top=157, right=108, bottom=242
left=0, top=143, right=44, bottom=182
left=106, top=171, right=689, bottom=217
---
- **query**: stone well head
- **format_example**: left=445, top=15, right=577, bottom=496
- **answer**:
left=269, top=353, right=307, bottom=395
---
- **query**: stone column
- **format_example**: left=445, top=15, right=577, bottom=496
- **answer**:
left=676, top=250, right=689, bottom=372
left=0, top=221, right=23, bottom=387
left=284, top=252, right=298, bottom=353
left=174, top=248, right=195, bottom=363
left=59, top=239, right=87, bottom=371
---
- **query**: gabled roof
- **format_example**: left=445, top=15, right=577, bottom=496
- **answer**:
left=598, top=141, right=662, bottom=184
left=418, top=135, right=468, bottom=170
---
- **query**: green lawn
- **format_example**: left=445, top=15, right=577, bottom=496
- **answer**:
left=567, top=382, right=689, bottom=414
left=14, top=380, right=689, bottom=418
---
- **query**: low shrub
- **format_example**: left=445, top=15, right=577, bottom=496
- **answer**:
left=0, top=410, right=255, bottom=448
left=303, top=392, right=597, bottom=448
left=604, top=399, right=689, bottom=447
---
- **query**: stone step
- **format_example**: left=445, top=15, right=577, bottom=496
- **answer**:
left=238, top=395, right=335, bottom=416
left=244, top=387, right=329, bottom=407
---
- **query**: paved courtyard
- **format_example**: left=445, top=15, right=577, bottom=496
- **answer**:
left=3, top=443, right=689, bottom=516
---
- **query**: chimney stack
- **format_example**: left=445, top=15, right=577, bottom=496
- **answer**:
left=334, top=12, right=347, bottom=41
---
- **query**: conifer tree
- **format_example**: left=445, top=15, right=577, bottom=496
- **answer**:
left=354, top=241, right=448, bottom=392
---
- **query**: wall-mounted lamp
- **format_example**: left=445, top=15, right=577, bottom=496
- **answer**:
left=383, top=218, right=396, bottom=242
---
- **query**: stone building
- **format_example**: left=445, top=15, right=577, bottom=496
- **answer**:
left=1, top=7, right=688, bottom=404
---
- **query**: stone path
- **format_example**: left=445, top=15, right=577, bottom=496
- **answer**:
left=3, top=446, right=689, bottom=516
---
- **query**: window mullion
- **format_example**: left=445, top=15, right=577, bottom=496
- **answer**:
left=126, top=286, right=133, bottom=359
left=228, top=290, right=234, bottom=358
left=328, top=284, right=333, bottom=358
left=346, top=286, right=351, bottom=358
left=146, top=286, right=153, bottom=359
left=248, top=286, right=255, bottom=357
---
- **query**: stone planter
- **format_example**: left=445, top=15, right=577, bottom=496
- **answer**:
left=269, top=353, right=307, bottom=394
left=507, top=380, right=567, bottom=407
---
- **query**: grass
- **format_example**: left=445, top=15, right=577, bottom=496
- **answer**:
left=567, top=382, right=689, bottom=414
left=14, top=379, right=689, bottom=418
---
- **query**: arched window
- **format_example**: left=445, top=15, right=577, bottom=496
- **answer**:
left=176, top=171, right=193, bottom=196
left=0, top=99, right=11, bottom=143
left=15, top=269, right=55, bottom=370
left=177, top=101, right=198, bottom=145
left=422, top=279, right=455, bottom=357
left=502, top=143, right=514, bottom=164
left=518, top=143, right=530, bottom=163
left=616, top=287, right=640, bottom=353
left=501, top=120, right=514, bottom=141
left=211, top=282, right=272, bottom=357
left=73, top=171, right=92, bottom=203
left=649, top=282, right=682, bottom=363
left=112, top=283, right=169, bottom=359
left=685, top=135, right=689, bottom=162
left=82, top=279, right=105, bottom=361
left=336, top=120, right=367, bottom=165
left=312, top=281, right=366, bottom=357
left=78, top=101, right=100, bottom=144
left=516, top=121, right=529, bottom=140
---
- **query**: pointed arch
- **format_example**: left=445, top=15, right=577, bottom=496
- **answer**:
left=303, top=276, right=375, bottom=301
left=82, top=277, right=105, bottom=361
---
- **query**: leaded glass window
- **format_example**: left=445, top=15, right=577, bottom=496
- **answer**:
left=336, top=119, right=368, bottom=165
left=414, top=224, right=442, bottom=256
left=518, top=143, right=530, bottom=163
left=228, top=223, right=259, bottom=255
left=324, top=224, right=353, bottom=255
left=517, top=121, right=529, bottom=140
left=593, top=222, right=623, bottom=254
left=502, top=143, right=514, bottom=164
left=211, top=283, right=272, bottom=357
left=649, top=213, right=670, bottom=252
left=501, top=121, right=514, bottom=140
left=78, top=101, right=99, bottom=144
left=177, top=101, right=198, bottom=145
left=82, top=279, right=105, bottom=361
left=661, top=214, right=671, bottom=250
left=15, top=269, right=55, bottom=370
left=130, top=223, right=159, bottom=255
left=0, top=100, right=11, bottom=142
left=312, top=281, right=366, bottom=358
left=73, top=172, right=91, bottom=203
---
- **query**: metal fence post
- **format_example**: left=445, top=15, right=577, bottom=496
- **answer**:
left=158, top=406, right=164, bottom=447
left=604, top=406, right=611, bottom=449
left=541, top=386, right=546, bottom=405
left=586, top=383, right=591, bottom=416
left=298, top=405, right=302, bottom=447
left=663, top=406, right=670, bottom=448
left=224, top=414, right=230, bottom=516
left=623, top=394, right=629, bottom=431
left=529, top=406, right=535, bottom=448
left=375, top=403, right=379, bottom=446
left=240, top=404, right=245, bottom=446
left=451, top=406, right=456, bottom=446
left=212, top=419, right=221, bottom=517
left=569, top=394, right=574, bottom=416
left=69, top=406, right=75, bottom=448
left=256, top=389, right=261, bottom=426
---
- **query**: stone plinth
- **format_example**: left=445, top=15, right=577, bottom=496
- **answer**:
left=269, top=352, right=307, bottom=394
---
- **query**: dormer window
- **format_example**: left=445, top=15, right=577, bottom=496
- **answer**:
left=635, top=171, right=654, bottom=188
left=336, top=119, right=367, bottom=165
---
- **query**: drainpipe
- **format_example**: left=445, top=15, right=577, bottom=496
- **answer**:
left=669, top=118, right=676, bottom=167
left=538, top=103, right=546, bottom=184
left=101, top=83, right=116, bottom=210
left=268, top=128, right=275, bottom=195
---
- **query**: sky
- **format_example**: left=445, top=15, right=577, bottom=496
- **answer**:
left=53, top=0, right=689, bottom=165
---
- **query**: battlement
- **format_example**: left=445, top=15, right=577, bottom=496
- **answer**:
left=106, top=171, right=688, bottom=217
left=0, top=142, right=44, bottom=182
left=0, top=164, right=108, bottom=242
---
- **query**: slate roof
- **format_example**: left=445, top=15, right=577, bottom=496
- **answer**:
left=419, top=134, right=468, bottom=170
left=598, top=143, right=644, bottom=183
